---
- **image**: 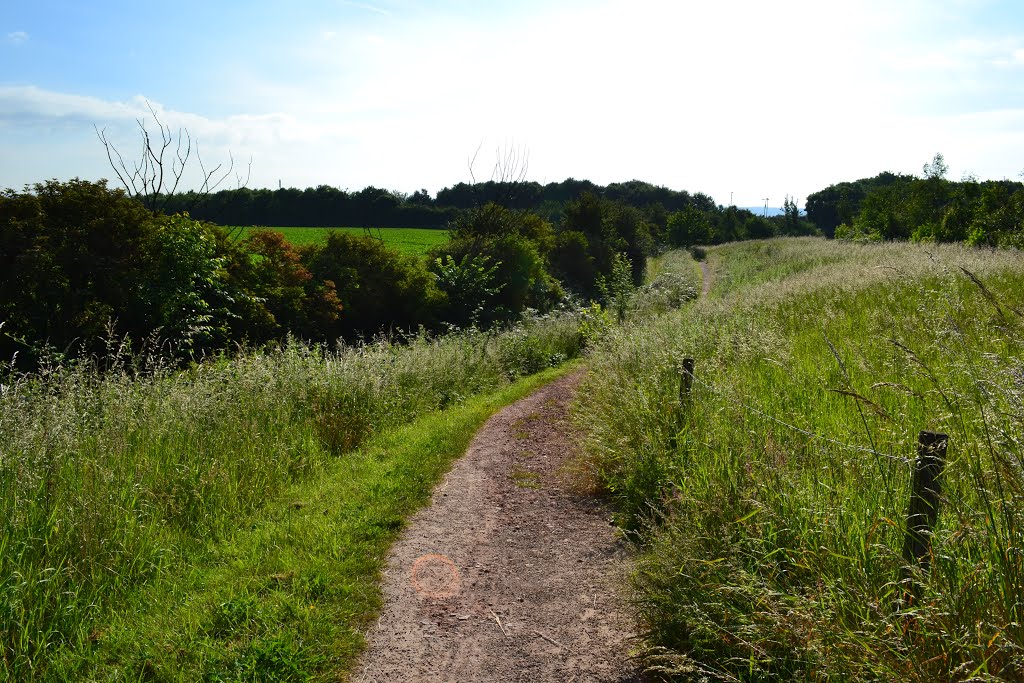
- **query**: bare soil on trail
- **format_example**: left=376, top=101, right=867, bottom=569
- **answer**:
left=700, top=260, right=713, bottom=297
left=351, top=370, right=641, bottom=682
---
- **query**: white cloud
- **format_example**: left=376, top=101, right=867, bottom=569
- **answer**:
left=0, top=86, right=148, bottom=123
left=3, top=0, right=1024, bottom=202
left=6, top=31, right=28, bottom=44
left=338, top=1, right=390, bottom=16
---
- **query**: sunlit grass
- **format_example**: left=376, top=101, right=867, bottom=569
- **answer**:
left=0, top=312, right=586, bottom=681
left=49, top=364, right=578, bottom=681
left=577, top=238, right=1024, bottom=681
left=231, top=226, right=449, bottom=256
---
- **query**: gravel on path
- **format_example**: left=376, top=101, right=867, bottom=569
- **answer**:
left=351, top=370, right=640, bottom=682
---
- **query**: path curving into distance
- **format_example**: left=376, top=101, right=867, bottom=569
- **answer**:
left=351, top=370, right=640, bottom=682
left=700, top=259, right=713, bottom=298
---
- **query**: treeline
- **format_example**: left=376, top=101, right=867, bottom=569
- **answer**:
left=806, top=154, right=1024, bottom=247
left=164, top=178, right=719, bottom=228
left=163, top=177, right=817, bottom=241
left=1, top=177, right=820, bottom=370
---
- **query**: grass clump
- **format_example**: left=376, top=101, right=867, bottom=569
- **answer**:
left=0, top=314, right=585, bottom=680
left=576, top=238, right=1024, bottom=681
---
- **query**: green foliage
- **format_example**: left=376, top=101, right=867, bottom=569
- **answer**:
left=236, top=229, right=343, bottom=342
left=0, top=180, right=260, bottom=364
left=596, top=253, right=635, bottom=322
left=148, top=214, right=240, bottom=354
left=666, top=206, right=713, bottom=247
left=575, top=301, right=612, bottom=349
left=432, top=204, right=562, bottom=328
left=449, top=202, right=555, bottom=254
left=561, top=193, right=650, bottom=296
left=0, top=179, right=158, bottom=362
left=922, top=151, right=949, bottom=180
left=549, top=230, right=595, bottom=292
left=304, top=232, right=442, bottom=340
left=805, top=172, right=912, bottom=238
left=817, top=155, right=1024, bottom=246
left=431, top=253, right=504, bottom=327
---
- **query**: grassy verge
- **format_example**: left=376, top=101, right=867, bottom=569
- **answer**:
left=634, top=249, right=702, bottom=317
left=0, top=313, right=586, bottom=681
left=53, top=363, right=577, bottom=681
left=576, top=238, right=1024, bottom=681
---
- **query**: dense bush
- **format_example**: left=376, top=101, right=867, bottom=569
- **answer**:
left=0, top=180, right=251, bottom=366
left=432, top=229, right=562, bottom=328
left=305, top=231, right=443, bottom=340
left=0, top=181, right=442, bottom=365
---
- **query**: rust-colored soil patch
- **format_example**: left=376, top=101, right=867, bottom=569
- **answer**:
left=352, top=370, right=640, bottom=682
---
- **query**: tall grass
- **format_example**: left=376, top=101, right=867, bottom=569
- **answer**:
left=576, top=238, right=1024, bottom=680
left=0, top=313, right=585, bottom=680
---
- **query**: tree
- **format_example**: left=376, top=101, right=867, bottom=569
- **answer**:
left=922, top=152, right=949, bottom=180
left=304, top=232, right=441, bottom=339
left=431, top=253, right=504, bottom=328
left=0, top=180, right=254, bottom=365
left=96, top=100, right=250, bottom=215
left=667, top=206, right=713, bottom=246
left=237, top=230, right=342, bottom=341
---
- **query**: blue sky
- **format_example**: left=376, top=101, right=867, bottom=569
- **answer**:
left=3, top=0, right=1024, bottom=208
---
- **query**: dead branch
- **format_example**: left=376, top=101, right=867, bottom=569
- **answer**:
left=95, top=99, right=249, bottom=215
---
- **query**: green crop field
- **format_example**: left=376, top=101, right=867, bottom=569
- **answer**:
left=231, top=226, right=449, bottom=256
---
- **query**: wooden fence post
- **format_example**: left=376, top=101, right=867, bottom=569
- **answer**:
left=679, top=358, right=695, bottom=405
left=901, top=430, right=948, bottom=591
left=669, top=358, right=695, bottom=450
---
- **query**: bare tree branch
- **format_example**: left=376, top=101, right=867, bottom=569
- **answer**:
left=467, top=140, right=484, bottom=185
left=95, top=99, right=249, bottom=215
left=464, top=140, right=531, bottom=208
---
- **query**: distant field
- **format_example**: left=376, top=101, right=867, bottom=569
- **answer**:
left=231, top=226, right=449, bottom=256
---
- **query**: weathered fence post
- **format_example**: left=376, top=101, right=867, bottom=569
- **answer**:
left=670, top=358, right=695, bottom=450
left=900, top=430, right=948, bottom=603
left=679, top=358, right=695, bottom=405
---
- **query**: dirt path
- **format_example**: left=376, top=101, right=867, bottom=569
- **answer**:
left=351, top=370, right=640, bottom=682
left=700, top=260, right=713, bottom=297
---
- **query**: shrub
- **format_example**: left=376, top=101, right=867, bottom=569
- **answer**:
left=302, top=231, right=442, bottom=340
left=432, top=232, right=562, bottom=328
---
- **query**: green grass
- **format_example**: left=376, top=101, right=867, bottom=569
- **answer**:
left=0, top=313, right=588, bottom=681
left=50, top=363, right=578, bottom=681
left=231, top=226, right=449, bottom=256
left=577, top=238, right=1024, bottom=681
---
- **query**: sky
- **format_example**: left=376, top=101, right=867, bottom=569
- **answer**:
left=2, top=0, right=1024, bottom=208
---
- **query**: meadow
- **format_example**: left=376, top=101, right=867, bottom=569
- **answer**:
left=577, top=237, right=1024, bottom=680
left=5, top=232, right=1023, bottom=681
left=231, top=226, right=449, bottom=256
left=0, top=312, right=590, bottom=681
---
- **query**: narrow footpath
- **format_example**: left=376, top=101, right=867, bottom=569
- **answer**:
left=351, top=370, right=640, bottom=682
